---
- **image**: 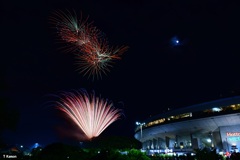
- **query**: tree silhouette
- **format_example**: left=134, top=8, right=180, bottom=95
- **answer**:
left=83, top=136, right=142, bottom=150
left=0, top=71, right=20, bottom=146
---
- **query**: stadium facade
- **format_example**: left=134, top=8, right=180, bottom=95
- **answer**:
left=134, top=96, right=240, bottom=154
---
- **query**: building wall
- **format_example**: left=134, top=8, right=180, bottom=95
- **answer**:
left=219, top=125, right=240, bottom=152
left=213, top=130, right=223, bottom=151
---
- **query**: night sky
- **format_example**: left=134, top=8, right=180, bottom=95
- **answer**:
left=1, top=0, right=240, bottom=148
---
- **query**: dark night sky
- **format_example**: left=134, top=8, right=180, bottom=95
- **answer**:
left=1, top=0, right=240, bottom=147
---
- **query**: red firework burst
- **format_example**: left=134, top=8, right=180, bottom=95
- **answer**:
left=50, top=10, right=100, bottom=53
left=50, top=10, right=129, bottom=79
left=76, top=42, right=129, bottom=79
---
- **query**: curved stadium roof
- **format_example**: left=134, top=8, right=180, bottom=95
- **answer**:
left=145, top=96, right=240, bottom=123
left=135, top=96, right=240, bottom=142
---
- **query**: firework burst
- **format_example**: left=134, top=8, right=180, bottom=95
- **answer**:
left=50, top=10, right=128, bottom=80
left=76, top=39, right=129, bottom=79
left=56, top=90, right=122, bottom=140
left=50, top=10, right=100, bottom=52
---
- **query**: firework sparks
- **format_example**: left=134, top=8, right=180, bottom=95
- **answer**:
left=76, top=43, right=129, bottom=79
left=50, top=10, right=100, bottom=52
left=50, top=10, right=128, bottom=79
left=56, top=90, right=122, bottom=140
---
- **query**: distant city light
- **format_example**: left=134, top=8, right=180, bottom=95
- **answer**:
left=34, top=143, right=39, bottom=148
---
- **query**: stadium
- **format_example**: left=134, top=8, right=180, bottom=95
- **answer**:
left=134, top=96, right=240, bottom=155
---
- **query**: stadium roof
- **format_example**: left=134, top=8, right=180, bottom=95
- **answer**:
left=145, top=96, right=240, bottom=123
